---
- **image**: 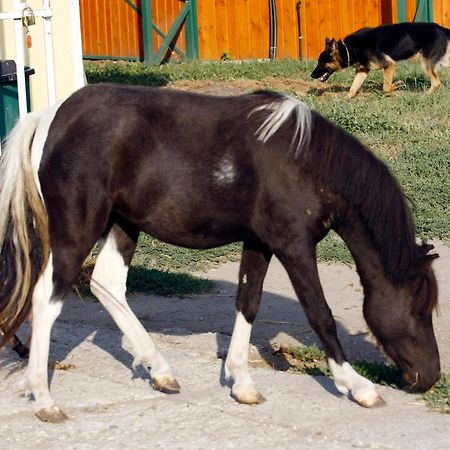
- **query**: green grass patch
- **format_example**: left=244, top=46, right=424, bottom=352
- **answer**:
left=422, top=374, right=450, bottom=414
left=132, top=235, right=241, bottom=273
left=317, top=233, right=354, bottom=265
left=74, top=260, right=214, bottom=298
left=84, top=58, right=310, bottom=85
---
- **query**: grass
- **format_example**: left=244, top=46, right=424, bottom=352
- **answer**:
left=84, top=58, right=310, bottom=85
left=282, top=344, right=449, bottom=413
left=422, top=374, right=450, bottom=414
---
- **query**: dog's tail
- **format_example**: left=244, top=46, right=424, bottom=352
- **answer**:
left=0, top=112, right=50, bottom=347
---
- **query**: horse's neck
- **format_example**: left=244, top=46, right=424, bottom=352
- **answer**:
left=335, top=219, right=388, bottom=292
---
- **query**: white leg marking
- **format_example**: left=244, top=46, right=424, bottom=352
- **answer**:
left=90, top=232, right=179, bottom=392
left=328, top=359, right=385, bottom=407
left=26, top=254, right=68, bottom=422
left=225, top=312, right=264, bottom=404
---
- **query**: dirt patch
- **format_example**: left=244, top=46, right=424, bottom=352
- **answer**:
left=167, top=77, right=348, bottom=98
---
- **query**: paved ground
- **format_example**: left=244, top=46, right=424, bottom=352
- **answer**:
left=0, top=242, right=449, bottom=449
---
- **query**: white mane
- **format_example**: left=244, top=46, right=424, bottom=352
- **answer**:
left=252, top=94, right=312, bottom=157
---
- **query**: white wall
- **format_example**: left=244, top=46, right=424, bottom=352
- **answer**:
left=0, top=0, right=85, bottom=111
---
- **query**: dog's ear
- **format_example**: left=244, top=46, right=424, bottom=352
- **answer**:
left=325, top=38, right=337, bottom=51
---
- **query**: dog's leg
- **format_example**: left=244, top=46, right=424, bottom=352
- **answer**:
left=348, top=70, right=369, bottom=98
left=383, top=63, right=396, bottom=93
left=426, top=67, right=441, bottom=93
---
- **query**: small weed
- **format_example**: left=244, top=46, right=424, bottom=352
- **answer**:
left=422, top=374, right=450, bottom=414
left=283, top=344, right=326, bottom=364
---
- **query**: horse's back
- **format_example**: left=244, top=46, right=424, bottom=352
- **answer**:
left=37, top=85, right=310, bottom=249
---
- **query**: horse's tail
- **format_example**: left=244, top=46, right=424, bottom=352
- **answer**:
left=0, top=112, right=50, bottom=347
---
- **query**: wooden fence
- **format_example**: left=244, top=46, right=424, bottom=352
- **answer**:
left=80, top=0, right=450, bottom=62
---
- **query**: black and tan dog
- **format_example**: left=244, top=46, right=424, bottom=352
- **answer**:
left=311, top=22, right=450, bottom=97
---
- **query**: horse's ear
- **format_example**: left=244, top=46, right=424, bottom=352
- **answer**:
left=418, top=241, right=439, bottom=264
left=417, top=252, right=439, bottom=271
left=421, top=242, right=435, bottom=253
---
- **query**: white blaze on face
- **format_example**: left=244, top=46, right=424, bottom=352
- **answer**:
left=213, top=155, right=236, bottom=185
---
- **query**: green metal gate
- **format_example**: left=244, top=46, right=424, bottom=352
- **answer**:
left=397, top=0, right=433, bottom=23
left=125, top=0, right=199, bottom=65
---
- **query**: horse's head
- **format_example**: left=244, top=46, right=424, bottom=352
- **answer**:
left=363, top=247, right=440, bottom=391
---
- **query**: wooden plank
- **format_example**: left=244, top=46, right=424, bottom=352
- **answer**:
left=341, top=0, right=355, bottom=36
left=434, top=0, right=450, bottom=28
left=442, top=1, right=450, bottom=28
left=380, top=0, right=393, bottom=23
left=369, top=0, right=381, bottom=27
left=215, top=0, right=230, bottom=59
left=248, top=0, right=264, bottom=58
left=279, top=0, right=300, bottom=59
left=199, top=0, right=217, bottom=60
left=354, top=0, right=367, bottom=29
left=225, top=0, right=239, bottom=60
left=406, top=0, right=416, bottom=21
left=317, top=0, right=331, bottom=43
left=236, top=0, right=251, bottom=59
left=276, top=0, right=286, bottom=58
left=304, top=0, right=320, bottom=59
left=333, top=0, right=344, bottom=39
left=298, top=0, right=309, bottom=58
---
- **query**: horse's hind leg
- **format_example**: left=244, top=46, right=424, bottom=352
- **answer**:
left=278, top=246, right=385, bottom=407
left=9, top=334, right=29, bottom=358
left=0, top=327, right=29, bottom=358
left=26, top=254, right=68, bottom=422
left=90, top=223, right=179, bottom=393
left=225, top=240, right=272, bottom=404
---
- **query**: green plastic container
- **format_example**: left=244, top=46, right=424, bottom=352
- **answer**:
left=0, top=60, right=34, bottom=143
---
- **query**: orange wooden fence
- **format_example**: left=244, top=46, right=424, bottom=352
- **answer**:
left=80, top=0, right=450, bottom=62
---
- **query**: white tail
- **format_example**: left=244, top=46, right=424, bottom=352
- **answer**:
left=0, top=112, right=50, bottom=343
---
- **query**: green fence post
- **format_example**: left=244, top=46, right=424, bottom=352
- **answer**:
left=185, top=0, right=199, bottom=60
left=142, top=1, right=154, bottom=65
left=414, top=0, right=433, bottom=22
left=397, top=0, right=407, bottom=22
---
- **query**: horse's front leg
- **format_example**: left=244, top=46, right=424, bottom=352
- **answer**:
left=278, top=246, right=385, bottom=408
left=90, top=224, right=179, bottom=393
left=225, top=241, right=272, bottom=404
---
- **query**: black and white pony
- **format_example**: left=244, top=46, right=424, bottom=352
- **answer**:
left=0, top=85, right=440, bottom=422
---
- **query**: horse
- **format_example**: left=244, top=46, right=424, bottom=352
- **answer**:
left=0, top=85, right=440, bottom=422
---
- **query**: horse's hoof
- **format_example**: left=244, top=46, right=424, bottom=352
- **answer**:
left=356, top=392, right=386, bottom=408
left=35, top=406, right=69, bottom=423
left=232, top=390, right=266, bottom=405
left=153, top=376, right=181, bottom=394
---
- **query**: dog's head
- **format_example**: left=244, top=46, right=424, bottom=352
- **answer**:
left=311, top=38, right=344, bottom=82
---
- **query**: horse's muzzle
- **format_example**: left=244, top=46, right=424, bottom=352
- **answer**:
left=403, top=369, right=440, bottom=392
